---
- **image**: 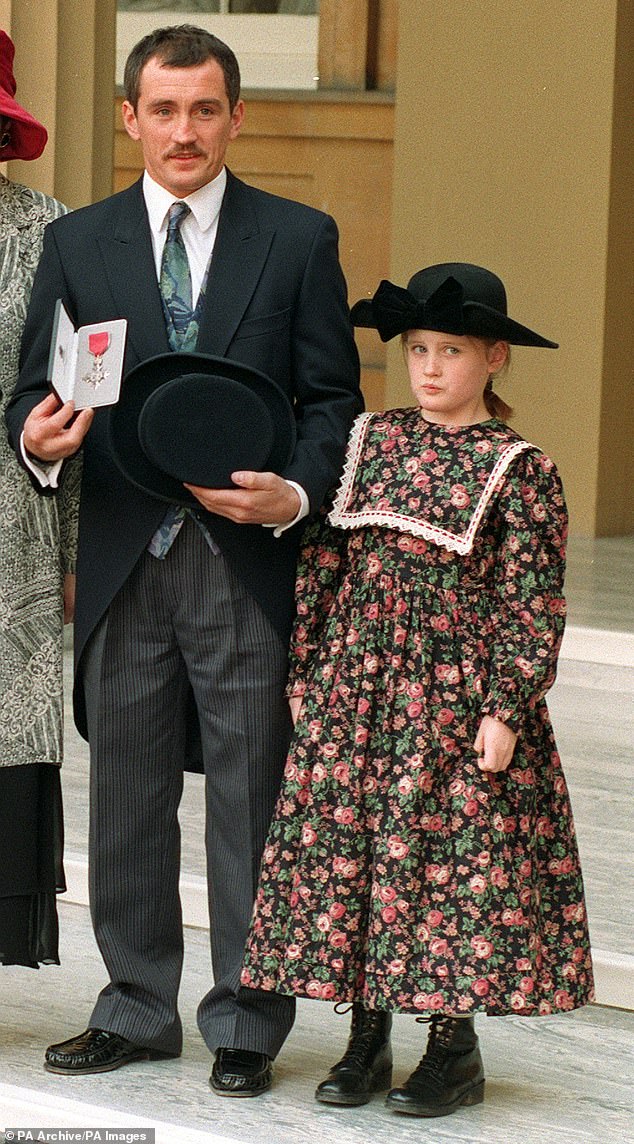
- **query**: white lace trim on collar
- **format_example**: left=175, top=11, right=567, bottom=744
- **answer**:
left=328, top=412, right=533, bottom=555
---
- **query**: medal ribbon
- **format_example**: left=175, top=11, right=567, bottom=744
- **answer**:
left=89, top=332, right=110, bottom=357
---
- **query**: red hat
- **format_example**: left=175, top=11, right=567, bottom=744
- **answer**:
left=0, top=30, right=47, bottom=160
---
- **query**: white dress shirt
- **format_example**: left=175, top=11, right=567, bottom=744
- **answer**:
left=144, top=167, right=225, bottom=306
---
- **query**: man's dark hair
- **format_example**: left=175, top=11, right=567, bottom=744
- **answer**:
left=123, top=24, right=241, bottom=111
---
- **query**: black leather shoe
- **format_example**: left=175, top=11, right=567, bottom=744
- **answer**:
left=386, top=1016, right=485, bottom=1117
left=315, top=1005, right=392, bottom=1106
left=44, top=1028, right=178, bottom=1075
left=210, top=1048, right=273, bottom=1097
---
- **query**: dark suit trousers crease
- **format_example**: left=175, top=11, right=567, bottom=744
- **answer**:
left=82, top=517, right=296, bottom=1056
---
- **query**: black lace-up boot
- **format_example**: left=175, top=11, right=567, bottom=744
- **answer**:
left=386, top=1015, right=484, bottom=1117
left=315, top=1004, right=393, bottom=1105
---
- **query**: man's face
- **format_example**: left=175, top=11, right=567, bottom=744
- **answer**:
left=122, top=56, right=244, bottom=197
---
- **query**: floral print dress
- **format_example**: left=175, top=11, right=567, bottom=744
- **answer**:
left=241, top=409, right=594, bottom=1017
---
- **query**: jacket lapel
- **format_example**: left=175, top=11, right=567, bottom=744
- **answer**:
left=94, top=173, right=275, bottom=363
left=97, top=179, right=170, bottom=365
left=195, top=171, right=275, bottom=356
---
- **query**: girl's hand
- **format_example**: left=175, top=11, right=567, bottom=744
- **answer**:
left=473, top=715, right=518, bottom=774
left=289, top=695, right=303, bottom=725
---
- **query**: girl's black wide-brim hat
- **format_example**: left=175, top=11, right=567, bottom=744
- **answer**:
left=109, top=352, right=296, bottom=505
left=350, top=262, right=558, bottom=348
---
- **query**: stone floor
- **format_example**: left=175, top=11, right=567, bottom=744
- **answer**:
left=1, top=536, right=633, bottom=1143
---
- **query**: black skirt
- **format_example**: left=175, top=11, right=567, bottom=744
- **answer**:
left=0, top=762, right=65, bottom=967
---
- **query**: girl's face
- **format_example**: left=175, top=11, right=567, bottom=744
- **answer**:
left=404, top=329, right=508, bottom=426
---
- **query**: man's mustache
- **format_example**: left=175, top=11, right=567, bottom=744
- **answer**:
left=165, top=148, right=204, bottom=158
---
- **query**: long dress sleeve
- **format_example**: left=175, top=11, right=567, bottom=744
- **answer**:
left=286, top=509, right=349, bottom=697
left=480, top=449, right=568, bottom=733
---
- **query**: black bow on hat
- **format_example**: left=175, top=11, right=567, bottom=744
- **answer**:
left=350, top=263, right=558, bottom=348
left=358, top=277, right=466, bottom=342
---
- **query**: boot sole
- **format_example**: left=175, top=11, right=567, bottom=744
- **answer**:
left=386, top=1078, right=485, bottom=1118
left=315, top=1065, right=393, bottom=1106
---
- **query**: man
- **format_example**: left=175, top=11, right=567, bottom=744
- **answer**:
left=6, top=25, right=362, bottom=1096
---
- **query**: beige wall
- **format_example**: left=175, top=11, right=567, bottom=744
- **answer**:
left=596, top=0, right=634, bottom=534
left=389, top=1, right=633, bottom=536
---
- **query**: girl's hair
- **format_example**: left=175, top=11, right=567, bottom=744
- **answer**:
left=483, top=342, right=513, bottom=421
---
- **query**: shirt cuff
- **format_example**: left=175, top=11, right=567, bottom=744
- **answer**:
left=262, top=480, right=310, bottom=537
left=20, top=431, right=63, bottom=488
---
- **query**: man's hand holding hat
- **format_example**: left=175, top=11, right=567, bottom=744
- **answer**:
left=109, top=352, right=299, bottom=522
left=184, top=470, right=301, bottom=526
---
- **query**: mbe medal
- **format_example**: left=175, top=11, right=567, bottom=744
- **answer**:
left=83, top=330, right=111, bottom=388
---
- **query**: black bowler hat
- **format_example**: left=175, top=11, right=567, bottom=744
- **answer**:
left=108, top=352, right=297, bottom=505
left=350, top=262, right=558, bottom=348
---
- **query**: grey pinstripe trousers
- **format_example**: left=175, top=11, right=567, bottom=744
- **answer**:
left=81, top=518, right=296, bottom=1057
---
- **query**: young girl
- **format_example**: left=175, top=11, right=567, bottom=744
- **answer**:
left=240, top=263, right=594, bottom=1118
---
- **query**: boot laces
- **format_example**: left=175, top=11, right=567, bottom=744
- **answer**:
left=410, top=1016, right=465, bottom=1089
left=335, top=1005, right=387, bottom=1069
left=338, top=1026, right=383, bottom=1069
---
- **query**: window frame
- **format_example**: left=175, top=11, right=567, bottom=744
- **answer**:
left=116, top=7, right=320, bottom=91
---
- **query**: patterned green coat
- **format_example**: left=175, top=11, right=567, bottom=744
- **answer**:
left=0, top=176, right=79, bottom=769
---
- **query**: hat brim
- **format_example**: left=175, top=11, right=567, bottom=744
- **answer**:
left=108, top=352, right=297, bottom=505
left=350, top=294, right=558, bottom=348
left=461, top=302, right=558, bottom=348
left=0, top=96, right=47, bottom=161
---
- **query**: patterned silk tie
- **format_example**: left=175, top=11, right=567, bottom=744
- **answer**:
left=160, top=201, right=197, bottom=352
left=148, top=201, right=194, bottom=558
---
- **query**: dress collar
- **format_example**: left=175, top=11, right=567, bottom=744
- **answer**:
left=329, top=409, right=534, bottom=554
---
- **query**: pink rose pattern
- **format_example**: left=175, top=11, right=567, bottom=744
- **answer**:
left=241, top=415, right=594, bottom=1016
